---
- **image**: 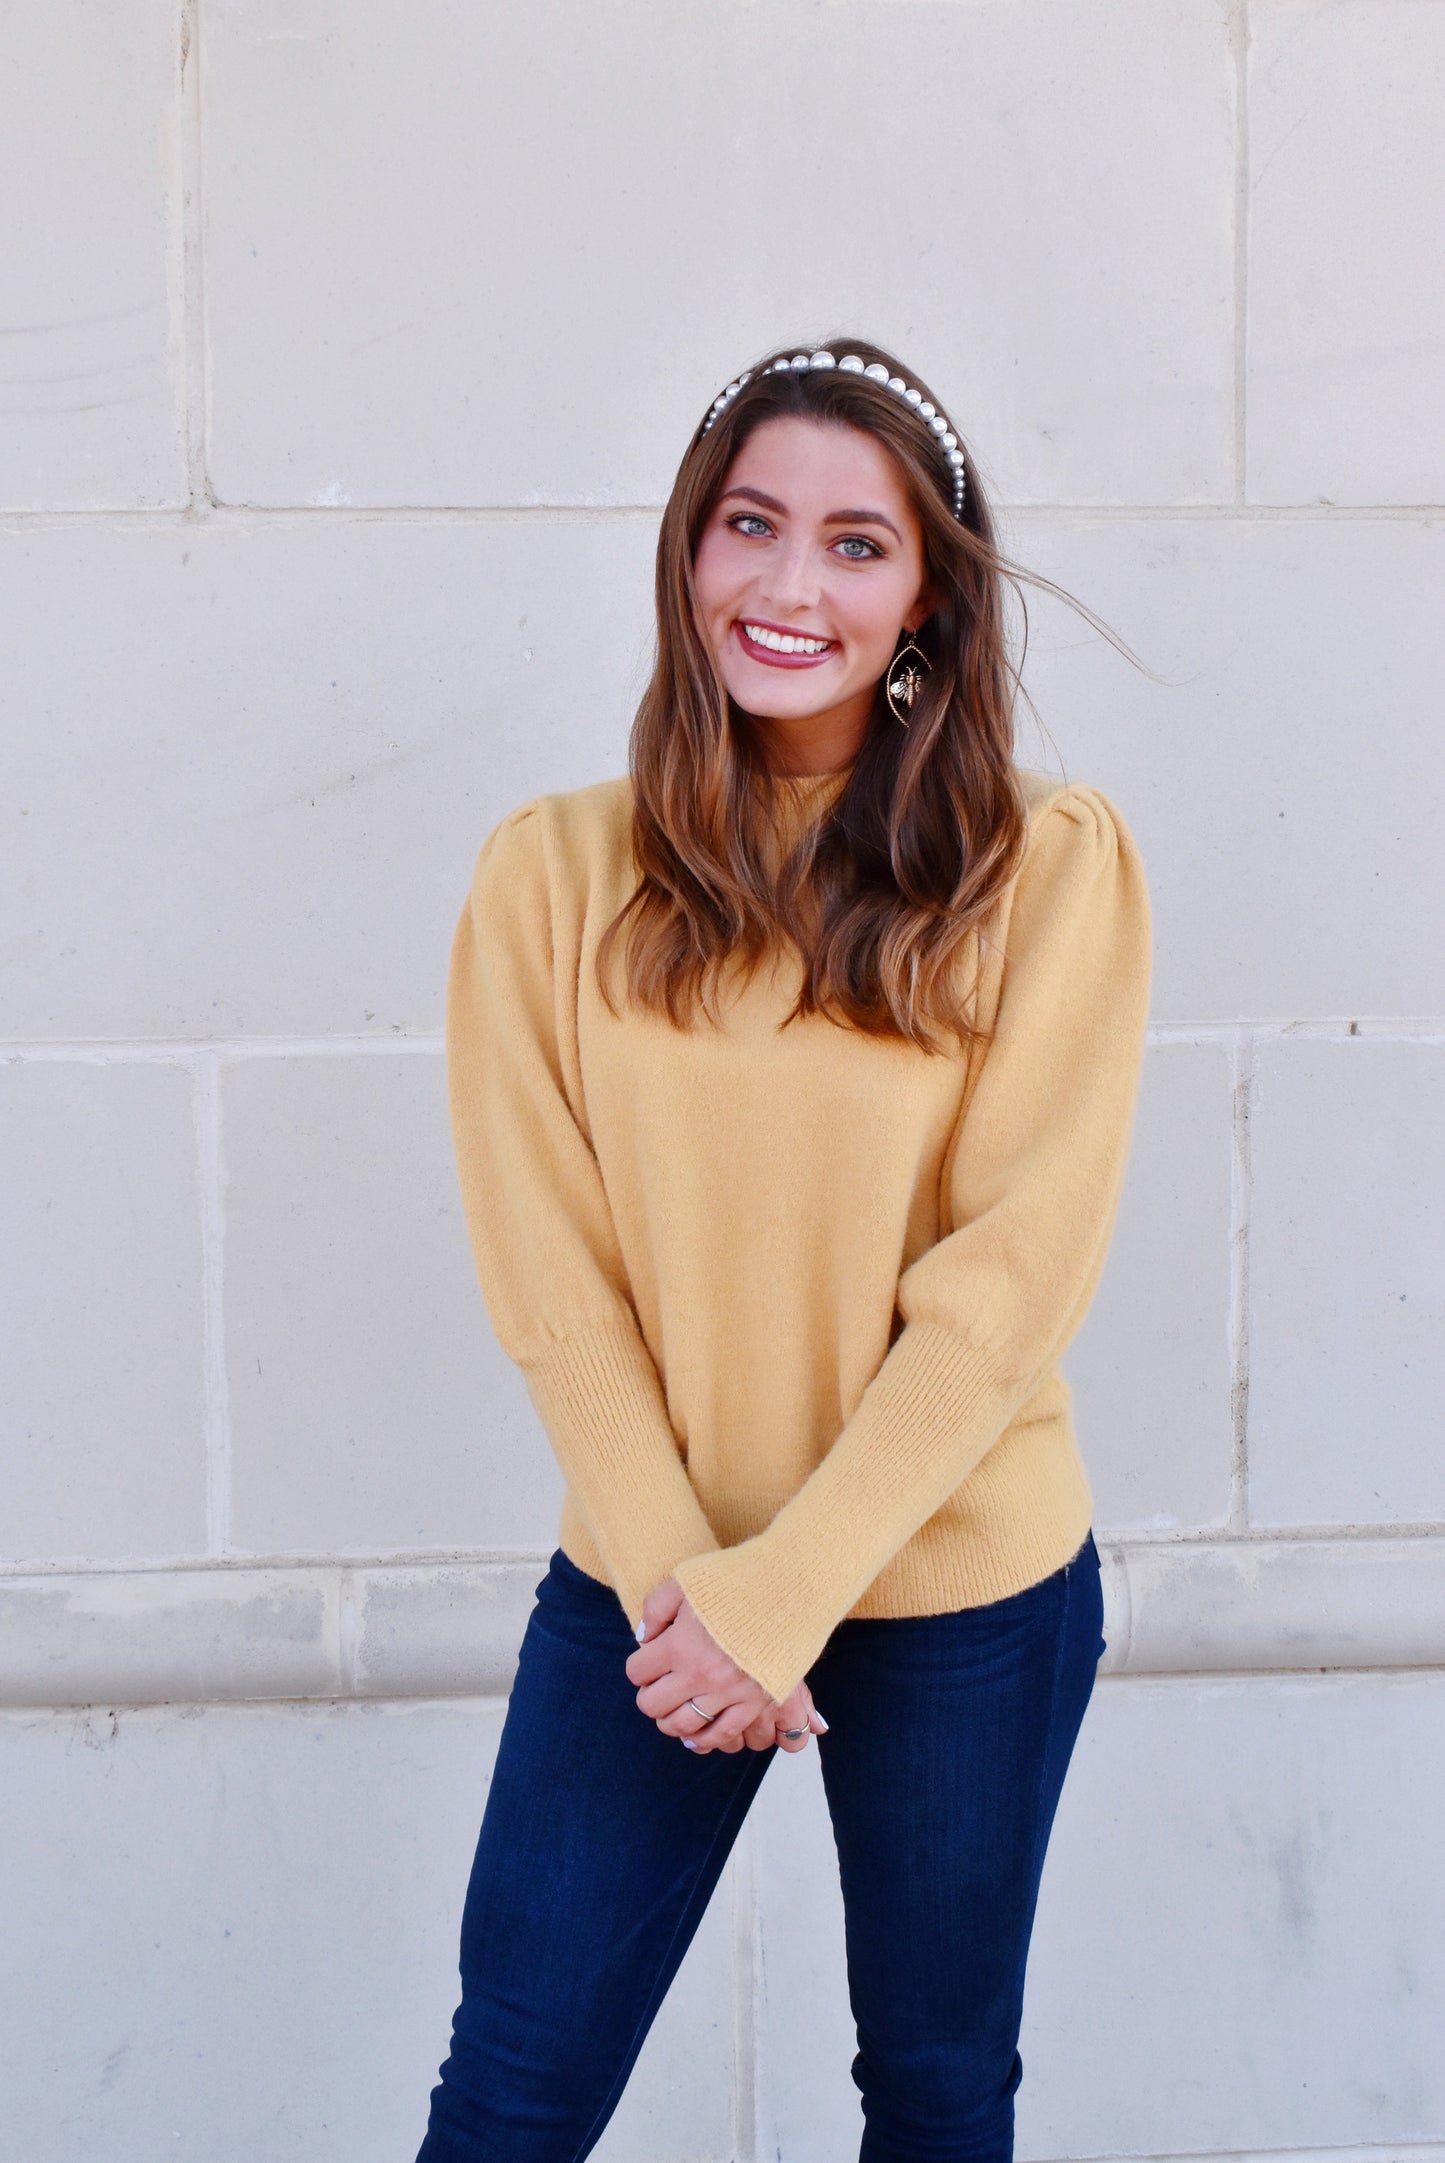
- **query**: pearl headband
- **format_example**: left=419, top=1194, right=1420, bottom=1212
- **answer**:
left=698, top=349, right=967, bottom=521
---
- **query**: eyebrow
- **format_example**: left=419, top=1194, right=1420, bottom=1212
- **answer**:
left=717, top=485, right=902, bottom=545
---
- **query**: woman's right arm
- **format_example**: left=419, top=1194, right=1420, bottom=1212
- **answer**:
left=445, top=800, right=723, bottom=1631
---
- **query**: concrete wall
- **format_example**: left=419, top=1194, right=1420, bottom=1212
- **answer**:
left=2, top=2, right=1442, bottom=2157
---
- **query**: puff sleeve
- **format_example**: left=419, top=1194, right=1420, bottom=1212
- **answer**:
left=445, top=801, right=722, bottom=1625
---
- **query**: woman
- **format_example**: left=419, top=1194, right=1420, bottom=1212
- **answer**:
left=418, top=338, right=1153, bottom=2162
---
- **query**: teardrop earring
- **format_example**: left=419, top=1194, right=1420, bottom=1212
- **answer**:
left=885, top=634, right=931, bottom=727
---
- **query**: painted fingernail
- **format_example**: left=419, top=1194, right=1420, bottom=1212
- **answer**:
left=682, top=1737, right=698, bottom=1750
left=634, top=1619, right=648, bottom=1642
left=813, top=1712, right=829, bottom=1731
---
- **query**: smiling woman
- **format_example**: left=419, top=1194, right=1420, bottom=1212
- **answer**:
left=599, top=335, right=1150, bottom=1051
left=695, top=421, right=935, bottom=742
left=418, top=335, right=1156, bottom=2163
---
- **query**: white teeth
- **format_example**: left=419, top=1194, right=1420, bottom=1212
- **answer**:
left=743, top=623, right=832, bottom=656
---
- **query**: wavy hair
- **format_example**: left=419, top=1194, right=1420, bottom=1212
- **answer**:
left=595, top=334, right=1148, bottom=1054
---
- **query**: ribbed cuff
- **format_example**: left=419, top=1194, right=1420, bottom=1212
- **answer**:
left=672, top=1322, right=1020, bottom=1702
left=522, top=1319, right=721, bottom=1627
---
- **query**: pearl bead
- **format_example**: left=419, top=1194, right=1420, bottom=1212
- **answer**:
left=696, top=353, right=967, bottom=522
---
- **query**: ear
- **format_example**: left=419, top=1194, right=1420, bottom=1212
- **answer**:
left=904, top=580, right=941, bottom=636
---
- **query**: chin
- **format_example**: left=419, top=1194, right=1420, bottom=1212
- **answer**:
left=725, top=665, right=844, bottom=708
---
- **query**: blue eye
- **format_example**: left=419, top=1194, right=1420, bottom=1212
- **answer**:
left=725, top=513, right=881, bottom=561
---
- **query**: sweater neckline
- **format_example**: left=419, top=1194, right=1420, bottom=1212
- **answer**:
left=770, top=760, right=854, bottom=784
left=764, top=760, right=855, bottom=803
left=752, top=759, right=853, bottom=863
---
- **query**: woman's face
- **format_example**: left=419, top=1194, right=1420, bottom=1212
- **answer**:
left=691, top=414, right=936, bottom=773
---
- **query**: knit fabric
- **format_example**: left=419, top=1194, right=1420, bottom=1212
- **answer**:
left=444, top=761, right=1153, bottom=1704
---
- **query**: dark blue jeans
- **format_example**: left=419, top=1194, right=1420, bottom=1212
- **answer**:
left=416, top=1529, right=1104, bottom=2163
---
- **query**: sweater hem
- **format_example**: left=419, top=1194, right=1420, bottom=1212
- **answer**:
left=556, top=1416, right=1095, bottom=1649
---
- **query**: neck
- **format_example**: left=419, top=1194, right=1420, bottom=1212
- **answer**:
left=746, top=694, right=875, bottom=778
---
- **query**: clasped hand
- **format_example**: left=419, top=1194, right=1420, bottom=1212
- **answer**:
left=623, top=1576, right=825, bottom=1755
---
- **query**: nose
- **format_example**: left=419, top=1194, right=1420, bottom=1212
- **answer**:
left=758, top=532, right=823, bottom=619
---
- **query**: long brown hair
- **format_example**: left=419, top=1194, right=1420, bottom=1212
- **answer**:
left=596, top=334, right=1148, bottom=1055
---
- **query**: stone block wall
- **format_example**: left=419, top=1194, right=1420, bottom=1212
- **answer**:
left=3, top=3, right=1442, bottom=2156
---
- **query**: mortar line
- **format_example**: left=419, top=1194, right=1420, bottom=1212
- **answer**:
left=0, top=1550, right=559, bottom=1580
left=1233, top=0, right=1251, bottom=506
left=194, top=1050, right=231, bottom=1556
left=1, top=1035, right=445, bottom=1062
left=2, top=503, right=1444, bottom=533
left=1028, top=2137, right=1445, bottom=2163
left=336, top=1566, right=359, bottom=1696
left=4, top=1522, right=1445, bottom=1583
left=1228, top=1027, right=1256, bottom=1531
left=177, top=0, right=209, bottom=510
left=730, top=1812, right=762, bottom=2163
left=5, top=1018, right=1444, bottom=1064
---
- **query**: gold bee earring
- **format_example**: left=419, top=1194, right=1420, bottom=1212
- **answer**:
left=885, top=632, right=931, bottom=727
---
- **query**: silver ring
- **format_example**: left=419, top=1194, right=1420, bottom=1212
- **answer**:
left=781, top=1724, right=809, bottom=1740
left=687, top=1698, right=710, bottom=1722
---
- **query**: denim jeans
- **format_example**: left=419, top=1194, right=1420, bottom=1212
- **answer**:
left=416, top=1528, right=1105, bottom=2163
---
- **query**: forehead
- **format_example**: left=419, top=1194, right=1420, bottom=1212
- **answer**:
left=721, top=414, right=913, bottom=514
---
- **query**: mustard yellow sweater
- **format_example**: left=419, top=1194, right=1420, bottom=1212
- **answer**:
left=445, top=762, right=1152, bottom=1704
